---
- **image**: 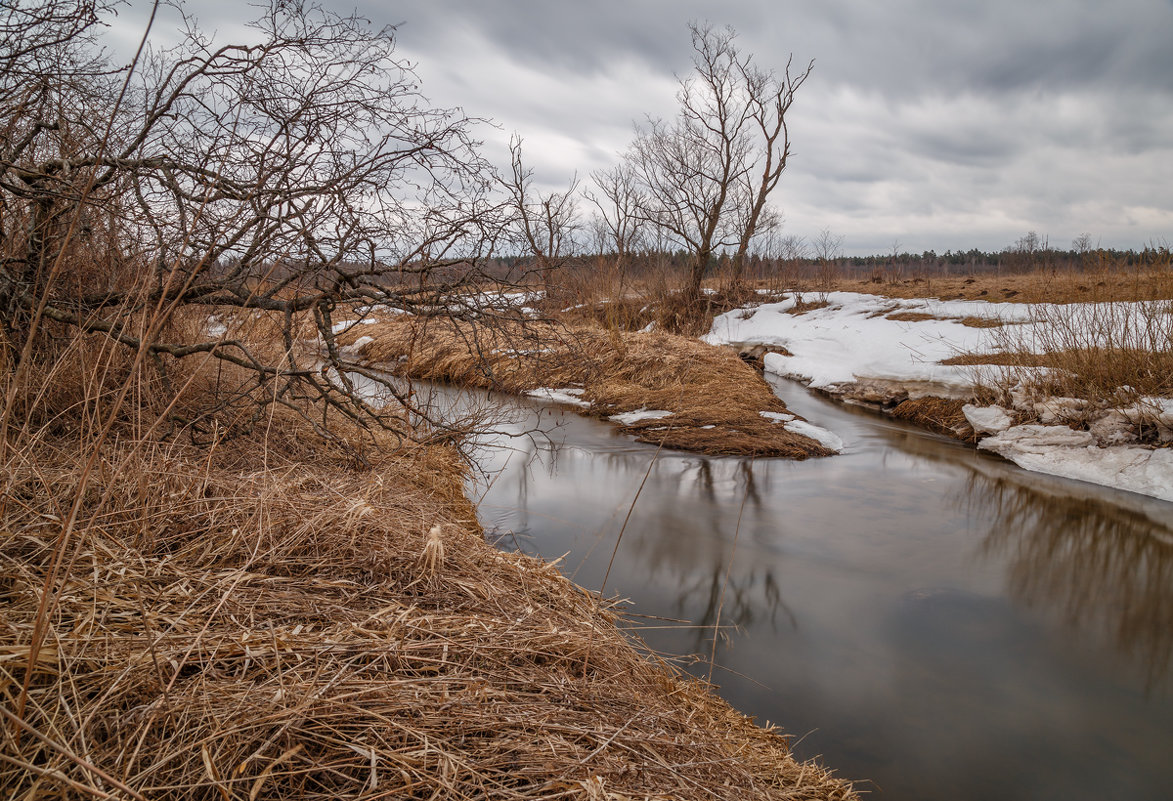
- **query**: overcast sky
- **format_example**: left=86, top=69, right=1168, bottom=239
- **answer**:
left=117, top=1, right=1173, bottom=256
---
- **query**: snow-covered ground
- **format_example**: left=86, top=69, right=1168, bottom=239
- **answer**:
left=704, top=291, right=1028, bottom=392
left=706, top=291, right=1173, bottom=503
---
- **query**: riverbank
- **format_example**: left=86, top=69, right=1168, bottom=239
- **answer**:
left=705, top=290, right=1173, bottom=503
left=341, top=316, right=840, bottom=457
left=0, top=412, right=857, bottom=799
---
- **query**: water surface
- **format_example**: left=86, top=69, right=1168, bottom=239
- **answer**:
left=425, top=378, right=1173, bottom=801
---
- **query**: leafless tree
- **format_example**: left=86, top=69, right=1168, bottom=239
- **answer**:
left=1014, top=230, right=1044, bottom=255
left=1, top=0, right=510, bottom=447
left=503, top=135, right=580, bottom=288
left=811, top=226, right=844, bottom=293
left=584, top=162, right=645, bottom=265
left=625, top=22, right=812, bottom=300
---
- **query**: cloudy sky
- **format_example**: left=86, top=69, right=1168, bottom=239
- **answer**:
left=118, top=1, right=1173, bottom=255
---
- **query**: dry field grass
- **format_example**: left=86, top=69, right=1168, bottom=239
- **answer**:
left=344, top=316, right=832, bottom=458
left=0, top=414, right=855, bottom=800
left=815, top=264, right=1173, bottom=305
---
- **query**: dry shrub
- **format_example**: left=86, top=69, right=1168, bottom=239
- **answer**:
left=0, top=420, right=856, bottom=800
left=889, top=396, right=976, bottom=440
left=349, top=316, right=831, bottom=458
left=959, top=300, right=1173, bottom=408
left=542, top=259, right=760, bottom=337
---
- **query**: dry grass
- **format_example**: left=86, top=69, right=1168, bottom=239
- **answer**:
left=883, top=311, right=936, bottom=323
left=541, top=260, right=762, bottom=336
left=346, top=317, right=832, bottom=458
left=0, top=416, right=856, bottom=800
left=784, top=298, right=831, bottom=316
left=943, top=300, right=1173, bottom=413
left=939, top=352, right=1050, bottom=367
left=957, top=316, right=1005, bottom=329
left=815, top=263, right=1173, bottom=305
left=889, top=397, right=976, bottom=441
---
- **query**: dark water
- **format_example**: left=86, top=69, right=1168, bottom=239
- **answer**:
left=423, top=377, right=1173, bottom=801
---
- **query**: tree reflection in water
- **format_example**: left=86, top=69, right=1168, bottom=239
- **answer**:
left=963, top=472, right=1173, bottom=689
left=621, top=457, right=797, bottom=658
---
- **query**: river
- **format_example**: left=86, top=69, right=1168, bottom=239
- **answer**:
left=418, top=376, right=1173, bottom=801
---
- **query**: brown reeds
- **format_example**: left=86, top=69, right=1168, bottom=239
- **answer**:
left=0, top=417, right=856, bottom=800
left=347, top=316, right=832, bottom=459
left=941, top=298, right=1173, bottom=431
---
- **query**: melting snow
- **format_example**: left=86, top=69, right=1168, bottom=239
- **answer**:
left=783, top=419, right=844, bottom=452
left=608, top=409, right=674, bottom=425
left=706, top=291, right=1173, bottom=500
left=979, top=425, right=1173, bottom=503
left=525, top=387, right=590, bottom=408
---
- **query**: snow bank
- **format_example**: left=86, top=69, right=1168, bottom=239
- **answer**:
left=979, top=425, right=1173, bottom=503
left=705, top=291, right=1025, bottom=390
left=706, top=291, right=1173, bottom=502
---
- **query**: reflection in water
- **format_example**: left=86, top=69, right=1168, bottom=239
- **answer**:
left=966, top=472, right=1173, bottom=689
left=401, top=375, right=1173, bottom=801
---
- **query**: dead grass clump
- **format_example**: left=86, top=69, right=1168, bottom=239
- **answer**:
left=940, top=352, right=1050, bottom=367
left=884, top=311, right=936, bottom=323
left=889, top=396, right=975, bottom=440
left=0, top=430, right=856, bottom=800
left=347, top=317, right=832, bottom=458
left=958, top=316, right=1005, bottom=328
left=785, top=297, right=831, bottom=315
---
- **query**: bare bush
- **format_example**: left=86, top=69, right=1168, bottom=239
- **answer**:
left=1, top=0, right=511, bottom=448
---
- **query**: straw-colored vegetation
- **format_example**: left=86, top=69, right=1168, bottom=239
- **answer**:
left=1, top=3, right=863, bottom=796
left=345, top=316, right=832, bottom=458
left=1, top=410, right=856, bottom=799
left=817, top=261, right=1173, bottom=304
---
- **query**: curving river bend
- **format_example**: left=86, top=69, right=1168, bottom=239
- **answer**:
left=424, top=376, right=1173, bottom=801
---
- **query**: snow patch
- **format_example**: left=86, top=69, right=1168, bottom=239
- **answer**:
left=608, top=409, right=674, bottom=425
left=525, top=387, right=590, bottom=408
left=331, top=318, right=378, bottom=335
left=759, top=410, right=795, bottom=423
left=707, top=291, right=1023, bottom=390
left=962, top=404, right=1014, bottom=435
left=784, top=419, right=844, bottom=452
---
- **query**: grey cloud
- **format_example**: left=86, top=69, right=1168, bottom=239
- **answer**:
left=110, top=0, right=1173, bottom=252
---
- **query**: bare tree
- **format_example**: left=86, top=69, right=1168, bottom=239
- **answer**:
left=625, top=23, right=811, bottom=300
left=584, top=162, right=645, bottom=265
left=811, top=226, right=844, bottom=293
left=1, top=0, right=508, bottom=446
left=730, top=54, right=812, bottom=281
left=503, top=135, right=580, bottom=288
